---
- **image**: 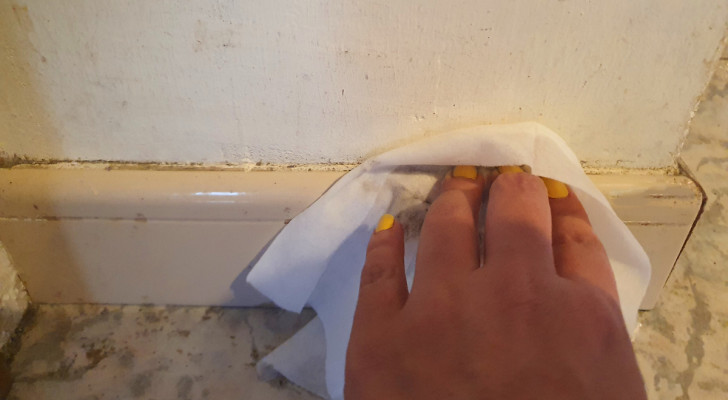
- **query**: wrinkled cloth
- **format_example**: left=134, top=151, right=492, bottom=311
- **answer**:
left=247, top=122, right=651, bottom=399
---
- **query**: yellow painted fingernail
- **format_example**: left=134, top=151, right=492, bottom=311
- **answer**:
left=498, top=165, right=524, bottom=174
left=541, top=177, right=569, bottom=199
left=375, top=214, right=395, bottom=233
left=452, top=165, right=478, bottom=179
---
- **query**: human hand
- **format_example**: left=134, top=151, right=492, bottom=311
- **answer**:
left=345, top=166, right=646, bottom=400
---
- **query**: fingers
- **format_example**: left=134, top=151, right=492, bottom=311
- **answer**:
left=412, top=166, right=485, bottom=291
left=358, top=166, right=617, bottom=310
left=483, top=168, right=555, bottom=281
left=549, top=189, right=619, bottom=302
left=443, top=166, right=486, bottom=218
left=355, top=215, right=409, bottom=323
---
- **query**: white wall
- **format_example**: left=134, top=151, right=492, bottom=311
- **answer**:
left=1, top=0, right=726, bottom=168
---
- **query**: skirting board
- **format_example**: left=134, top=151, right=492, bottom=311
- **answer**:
left=0, top=167, right=702, bottom=310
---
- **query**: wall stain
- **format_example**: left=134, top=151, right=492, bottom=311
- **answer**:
left=11, top=5, right=33, bottom=31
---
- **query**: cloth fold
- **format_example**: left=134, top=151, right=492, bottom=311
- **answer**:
left=246, top=122, right=651, bottom=399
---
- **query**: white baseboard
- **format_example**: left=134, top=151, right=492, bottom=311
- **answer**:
left=0, top=167, right=702, bottom=309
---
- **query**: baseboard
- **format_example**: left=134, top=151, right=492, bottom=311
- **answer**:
left=0, top=166, right=702, bottom=309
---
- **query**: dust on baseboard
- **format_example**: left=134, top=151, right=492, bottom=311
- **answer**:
left=1, top=152, right=680, bottom=175
left=0, top=158, right=358, bottom=173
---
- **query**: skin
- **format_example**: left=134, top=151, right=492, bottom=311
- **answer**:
left=345, top=169, right=647, bottom=400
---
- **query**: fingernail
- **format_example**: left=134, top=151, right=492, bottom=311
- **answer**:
left=541, top=177, right=569, bottom=199
left=452, top=165, right=478, bottom=180
left=498, top=165, right=524, bottom=174
left=375, top=214, right=395, bottom=233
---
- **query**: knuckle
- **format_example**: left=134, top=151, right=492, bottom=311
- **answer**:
left=553, top=223, right=603, bottom=250
left=493, top=172, right=544, bottom=195
left=360, top=260, right=398, bottom=286
left=426, top=194, right=475, bottom=230
left=432, top=191, right=471, bottom=216
left=444, top=210, right=474, bottom=230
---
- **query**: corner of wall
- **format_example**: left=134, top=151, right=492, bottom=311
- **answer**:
left=677, top=29, right=728, bottom=161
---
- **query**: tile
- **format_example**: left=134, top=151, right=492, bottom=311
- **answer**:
left=0, top=169, right=343, bottom=221
left=633, top=60, right=728, bottom=399
left=8, top=305, right=319, bottom=400
left=0, top=170, right=701, bottom=307
left=0, top=219, right=279, bottom=305
left=627, top=223, right=698, bottom=309
left=0, top=242, right=29, bottom=350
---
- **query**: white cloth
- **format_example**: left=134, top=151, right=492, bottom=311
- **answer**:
left=247, top=122, right=651, bottom=399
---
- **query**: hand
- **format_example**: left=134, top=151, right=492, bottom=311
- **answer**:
left=345, top=166, right=646, bottom=400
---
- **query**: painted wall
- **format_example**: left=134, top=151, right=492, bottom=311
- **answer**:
left=1, top=0, right=726, bottom=168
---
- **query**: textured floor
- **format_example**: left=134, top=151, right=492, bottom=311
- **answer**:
left=8, top=306, right=318, bottom=399
left=632, top=57, right=728, bottom=399
left=7, top=61, right=728, bottom=400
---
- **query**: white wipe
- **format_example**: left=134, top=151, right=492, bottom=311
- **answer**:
left=247, top=122, right=651, bottom=399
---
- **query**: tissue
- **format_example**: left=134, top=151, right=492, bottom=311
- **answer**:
left=247, top=122, right=651, bottom=399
